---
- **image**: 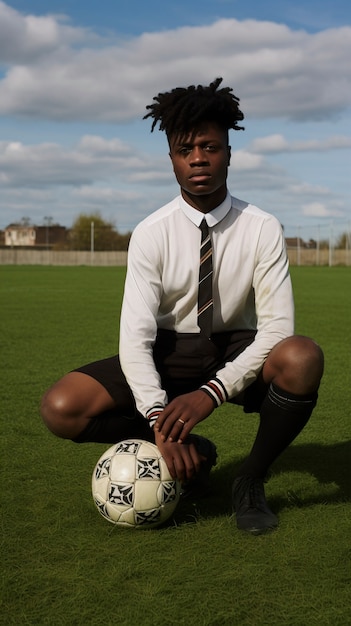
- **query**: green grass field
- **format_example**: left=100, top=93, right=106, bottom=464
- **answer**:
left=1, top=265, right=350, bottom=626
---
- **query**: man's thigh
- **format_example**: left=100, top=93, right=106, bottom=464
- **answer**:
left=74, top=356, right=137, bottom=416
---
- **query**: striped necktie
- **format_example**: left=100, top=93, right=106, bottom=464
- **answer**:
left=198, top=218, right=213, bottom=338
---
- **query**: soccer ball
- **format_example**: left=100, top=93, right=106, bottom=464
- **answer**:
left=92, top=439, right=181, bottom=528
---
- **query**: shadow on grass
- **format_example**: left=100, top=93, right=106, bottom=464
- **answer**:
left=271, top=440, right=351, bottom=495
left=175, top=440, right=351, bottom=523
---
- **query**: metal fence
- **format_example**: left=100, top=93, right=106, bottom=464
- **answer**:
left=0, top=249, right=128, bottom=266
left=286, top=247, right=350, bottom=266
left=0, top=247, right=350, bottom=266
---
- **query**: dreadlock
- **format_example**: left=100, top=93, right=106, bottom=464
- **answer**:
left=143, top=78, right=244, bottom=138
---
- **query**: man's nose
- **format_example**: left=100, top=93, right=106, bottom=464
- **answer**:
left=190, top=146, right=209, bottom=164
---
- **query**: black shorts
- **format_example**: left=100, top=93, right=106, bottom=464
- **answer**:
left=74, top=329, right=267, bottom=415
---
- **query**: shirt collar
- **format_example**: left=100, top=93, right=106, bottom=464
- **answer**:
left=179, top=191, right=232, bottom=228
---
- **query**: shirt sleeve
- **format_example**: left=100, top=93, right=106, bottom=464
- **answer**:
left=201, top=215, right=294, bottom=403
left=119, top=224, right=167, bottom=424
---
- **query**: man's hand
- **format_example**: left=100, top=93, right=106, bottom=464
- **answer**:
left=154, top=429, right=203, bottom=482
left=154, top=390, right=215, bottom=443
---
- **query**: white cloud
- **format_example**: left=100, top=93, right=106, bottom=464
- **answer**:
left=249, top=134, right=351, bottom=153
left=249, top=135, right=289, bottom=153
left=0, top=8, right=350, bottom=122
left=72, top=186, right=143, bottom=203
left=302, top=202, right=344, bottom=217
left=0, top=1, right=91, bottom=63
left=289, top=182, right=331, bottom=197
left=230, top=150, right=265, bottom=170
left=0, top=136, right=161, bottom=187
left=77, top=135, right=133, bottom=155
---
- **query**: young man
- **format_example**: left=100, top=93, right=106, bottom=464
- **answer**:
left=41, top=78, right=324, bottom=535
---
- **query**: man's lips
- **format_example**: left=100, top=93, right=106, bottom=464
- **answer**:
left=189, top=172, right=211, bottom=182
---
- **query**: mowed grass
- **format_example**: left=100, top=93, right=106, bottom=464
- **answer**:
left=1, top=265, right=350, bottom=626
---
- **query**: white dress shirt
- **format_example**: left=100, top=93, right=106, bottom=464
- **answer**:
left=119, top=192, right=294, bottom=419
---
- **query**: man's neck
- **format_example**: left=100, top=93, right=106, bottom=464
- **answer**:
left=180, top=186, right=228, bottom=214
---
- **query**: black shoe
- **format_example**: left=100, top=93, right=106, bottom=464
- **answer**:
left=181, top=435, right=217, bottom=498
left=232, top=475, right=278, bottom=535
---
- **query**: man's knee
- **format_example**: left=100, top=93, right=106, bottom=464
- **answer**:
left=264, top=335, right=324, bottom=394
left=40, top=371, right=117, bottom=439
left=40, top=383, right=77, bottom=438
left=274, top=335, right=323, bottom=369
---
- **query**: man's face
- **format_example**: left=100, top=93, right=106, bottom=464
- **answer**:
left=168, top=122, right=231, bottom=212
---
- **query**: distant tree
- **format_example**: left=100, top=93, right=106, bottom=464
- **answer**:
left=69, top=212, right=131, bottom=251
left=318, top=239, right=330, bottom=250
left=113, top=231, right=132, bottom=251
left=335, top=231, right=351, bottom=249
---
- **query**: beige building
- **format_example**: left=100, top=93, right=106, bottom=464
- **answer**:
left=4, top=223, right=67, bottom=248
left=5, top=224, right=36, bottom=246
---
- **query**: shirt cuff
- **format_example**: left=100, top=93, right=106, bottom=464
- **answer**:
left=200, top=378, right=228, bottom=407
left=146, top=406, right=164, bottom=429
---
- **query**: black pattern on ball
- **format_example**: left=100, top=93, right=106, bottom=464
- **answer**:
left=137, top=457, right=161, bottom=479
left=109, top=483, right=134, bottom=506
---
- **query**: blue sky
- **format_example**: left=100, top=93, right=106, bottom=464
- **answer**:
left=1, top=0, right=350, bottom=241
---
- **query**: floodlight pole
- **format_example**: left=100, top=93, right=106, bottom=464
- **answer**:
left=44, top=216, right=53, bottom=251
left=329, top=222, right=333, bottom=267
left=297, top=225, right=301, bottom=267
left=91, top=221, right=94, bottom=265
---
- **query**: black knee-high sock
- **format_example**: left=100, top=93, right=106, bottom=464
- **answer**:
left=236, top=382, right=318, bottom=479
left=72, top=410, right=154, bottom=444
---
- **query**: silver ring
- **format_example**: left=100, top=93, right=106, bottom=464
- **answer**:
left=178, top=418, right=185, bottom=425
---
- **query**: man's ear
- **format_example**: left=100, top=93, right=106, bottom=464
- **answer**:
left=227, top=145, right=231, bottom=166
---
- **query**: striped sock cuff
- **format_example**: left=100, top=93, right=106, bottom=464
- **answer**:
left=268, top=382, right=318, bottom=411
left=146, top=406, right=164, bottom=429
left=200, top=378, right=228, bottom=407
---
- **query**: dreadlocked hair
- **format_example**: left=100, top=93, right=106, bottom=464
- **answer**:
left=143, top=78, right=244, bottom=138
